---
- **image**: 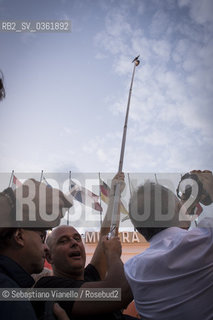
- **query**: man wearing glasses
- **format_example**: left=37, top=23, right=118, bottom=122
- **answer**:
left=0, top=179, right=72, bottom=319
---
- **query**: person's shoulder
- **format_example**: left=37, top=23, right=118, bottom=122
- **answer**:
left=34, top=275, right=55, bottom=287
left=193, top=217, right=213, bottom=240
left=35, top=275, right=84, bottom=288
left=198, top=217, right=213, bottom=229
left=0, top=271, right=18, bottom=288
left=124, top=252, right=145, bottom=275
left=0, top=300, right=37, bottom=320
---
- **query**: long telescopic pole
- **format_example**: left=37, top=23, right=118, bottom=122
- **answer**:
left=118, top=59, right=139, bottom=171
left=108, top=56, right=140, bottom=238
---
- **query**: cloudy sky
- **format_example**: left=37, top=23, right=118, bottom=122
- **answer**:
left=0, top=0, right=212, bottom=175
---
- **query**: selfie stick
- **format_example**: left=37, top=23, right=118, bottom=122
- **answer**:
left=108, top=56, right=140, bottom=238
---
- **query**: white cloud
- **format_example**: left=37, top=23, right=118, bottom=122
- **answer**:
left=149, top=10, right=171, bottom=37
left=178, top=0, right=213, bottom=25
left=105, top=11, right=132, bottom=37
left=95, top=52, right=108, bottom=60
left=94, top=0, right=213, bottom=172
left=59, top=127, right=79, bottom=137
left=113, top=55, right=133, bottom=75
left=1, top=0, right=212, bottom=175
left=97, top=148, right=107, bottom=162
left=151, top=39, right=171, bottom=63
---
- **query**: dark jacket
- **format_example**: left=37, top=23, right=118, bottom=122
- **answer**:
left=0, top=254, right=37, bottom=319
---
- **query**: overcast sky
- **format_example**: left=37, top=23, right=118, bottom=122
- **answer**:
left=0, top=0, right=212, bottom=175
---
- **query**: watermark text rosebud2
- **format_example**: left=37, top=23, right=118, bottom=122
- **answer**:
left=15, top=180, right=61, bottom=223
left=0, top=172, right=204, bottom=229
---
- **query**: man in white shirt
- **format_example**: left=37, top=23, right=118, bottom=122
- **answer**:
left=124, top=170, right=213, bottom=320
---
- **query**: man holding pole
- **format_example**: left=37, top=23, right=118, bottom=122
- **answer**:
left=34, top=55, right=141, bottom=319
left=34, top=173, right=136, bottom=320
left=0, top=56, right=140, bottom=319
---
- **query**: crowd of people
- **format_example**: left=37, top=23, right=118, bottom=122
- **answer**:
left=1, top=71, right=213, bottom=320
left=0, top=170, right=213, bottom=320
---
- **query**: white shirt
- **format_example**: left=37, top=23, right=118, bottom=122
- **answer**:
left=124, top=218, right=213, bottom=320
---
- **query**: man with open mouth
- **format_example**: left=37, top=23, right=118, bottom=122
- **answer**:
left=34, top=173, right=136, bottom=320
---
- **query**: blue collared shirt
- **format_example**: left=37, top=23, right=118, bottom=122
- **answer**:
left=124, top=218, right=213, bottom=320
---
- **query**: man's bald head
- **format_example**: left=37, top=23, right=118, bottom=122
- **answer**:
left=46, top=225, right=79, bottom=250
left=45, top=225, right=86, bottom=279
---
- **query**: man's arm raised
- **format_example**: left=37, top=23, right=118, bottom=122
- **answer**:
left=190, top=170, right=213, bottom=205
left=72, top=236, right=133, bottom=316
left=90, top=172, right=125, bottom=279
